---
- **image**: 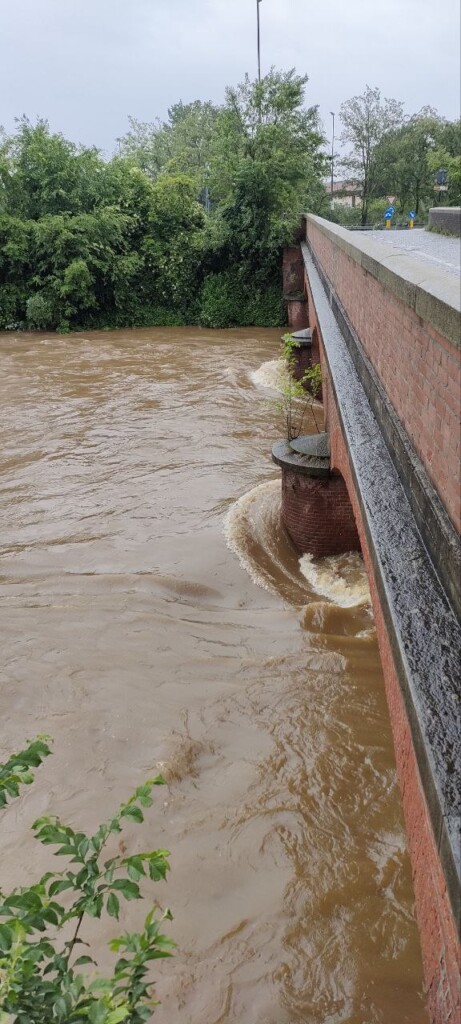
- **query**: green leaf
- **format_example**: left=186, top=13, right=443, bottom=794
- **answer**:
left=41, top=906, right=60, bottom=925
left=148, top=855, right=168, bottom=881
left=53, top=995, right=71, bottom=1021
left=78, top=837, right=91, bottom=858
left=0, top=923, right=12, bottom=951
left=74, top=954, right=96, bottom=966
left=121, top=805, right=143, bottom=823
left=126, top=856, right=145, bottom=881
left=84, top=894, right=104, bottom=917
left=107, top=892, right=120, bottom=919
left=106, top=1010, right=129, bottom=1024
left=48, top=879, right=74, bottom=896
left=88, top=1003, right=109, bottom=1024
left=112, top=879, right=141, bottom=900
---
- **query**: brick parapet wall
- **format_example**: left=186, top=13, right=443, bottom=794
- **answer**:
left=305, top=217, right=461, bottom=533
left=302, top=253, right=461, bottom=1023
left=325, top=394, right=460, bottom=1023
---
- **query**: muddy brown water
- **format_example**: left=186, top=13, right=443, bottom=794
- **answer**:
left=0, top=328, right=427, bottom=1023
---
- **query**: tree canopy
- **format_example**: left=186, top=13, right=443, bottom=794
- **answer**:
left=335, top=87, right=460, bottom=226
left=339, top=86, right=404, bottom=224
left=1, top=74, right=460, bottom=332
left=0, top=70, right=327, bottom=331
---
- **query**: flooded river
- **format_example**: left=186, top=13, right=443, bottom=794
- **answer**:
left=0, top=328, right=427, bottom=1022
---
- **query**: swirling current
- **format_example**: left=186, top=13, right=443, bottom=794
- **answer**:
left=0, top=328, right=427, bottom=1023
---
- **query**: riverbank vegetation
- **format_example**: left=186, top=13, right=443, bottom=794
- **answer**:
left=1, top=72, right=459, bottom=331
left=0, top=69, right=326, bottom=332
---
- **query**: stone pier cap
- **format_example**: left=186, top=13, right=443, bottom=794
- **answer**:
left=280, top=328, right=313, bottom=347
left=272, top=432, right=330, bottom=478
left=291, top=328, right=313, bottom=346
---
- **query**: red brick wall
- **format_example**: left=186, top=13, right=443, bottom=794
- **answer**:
left=287, top=299, right=309, bottom=332
left=292, top=343, right=313, bottom=381
left=306, top=221, right=461, bottom=533
left=281, top=469, right=361, bottom=556
left=283, top=246, right=305, bottom=297
left=305, top=279, right=461, bottom=1024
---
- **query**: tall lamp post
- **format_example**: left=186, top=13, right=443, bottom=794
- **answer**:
left=257, top=0, right=262, bottom=81
left=330, top=112, right=335, bottom=205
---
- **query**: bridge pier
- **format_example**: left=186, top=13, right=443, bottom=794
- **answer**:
left=272, top=434, right=361, bottom=557
left=283, top=245, right=310, bottom=331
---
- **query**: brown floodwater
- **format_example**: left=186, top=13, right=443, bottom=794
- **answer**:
left=0, top=328, right=427, bottom=1023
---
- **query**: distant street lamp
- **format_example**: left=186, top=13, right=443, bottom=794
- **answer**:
left=257, top=0, right=262, bottom=81
left=330, top=112, right=335, bottom=205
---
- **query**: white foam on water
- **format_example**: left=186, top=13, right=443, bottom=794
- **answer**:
left=299, top=552, right=371, bottom=608
left=223, top=480, right=282, bottom=596
left=224, top=482, right=371, bottom=613
left=249, top=359, right=288, bottom=394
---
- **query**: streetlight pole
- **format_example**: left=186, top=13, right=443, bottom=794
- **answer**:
left=257, top=0, right=262, bottom=82
left=330, top=112, right=335, bottom=205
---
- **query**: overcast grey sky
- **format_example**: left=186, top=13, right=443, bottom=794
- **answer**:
left=1, top=0, right=460, bottom=153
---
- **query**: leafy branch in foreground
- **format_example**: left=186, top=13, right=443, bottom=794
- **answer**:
left=278, top=333, right=322, bottom=440
left=0, top=737, right=52, bottom=809
left=0, top=739, right=174, bottom=1024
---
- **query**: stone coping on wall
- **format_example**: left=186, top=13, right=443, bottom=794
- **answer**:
left=304, top=214, right=460, bottom=348
left=301, top=242, right=461, bottom=931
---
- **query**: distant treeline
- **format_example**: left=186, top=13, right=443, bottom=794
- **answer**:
left=332, top=86, right=460, bottom=228
left=0, top=73, right=459, bottom=332
left=0, top=71, right=326, bottom=332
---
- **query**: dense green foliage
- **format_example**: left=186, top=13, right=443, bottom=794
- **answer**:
left=333, top=87, right=461, bottom=227
left=0, top=739, right=173, bottom=1023
left=0, top=70, right=327, bottom=332
left=2, top=75, right=459, bottom=330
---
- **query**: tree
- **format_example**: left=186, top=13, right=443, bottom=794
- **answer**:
left=212, top=68, right=325, bottom=212
left=339, top=86, right=404, bottom=224
left=210, top=69, right=325, bottom=268
left=427, top=119, right=461, bottom=207
left=117, top=116, right=172, bottom=179
left=0, top=117, right=105, bottom=220
left=196, top=69, right=326, bottom=326
left=117, top=101, right=220, bottom=198
left=142, top=173, right=205, bottom=314
left=372, top=108, right=448, bottom=215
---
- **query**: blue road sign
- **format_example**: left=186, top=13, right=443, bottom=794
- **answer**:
left=384, top=206, right=395, bottom=219
left=409, top=210, right=416, bottom=220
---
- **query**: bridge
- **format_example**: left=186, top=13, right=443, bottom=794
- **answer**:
left=278, top=216, right=460, bottom=1023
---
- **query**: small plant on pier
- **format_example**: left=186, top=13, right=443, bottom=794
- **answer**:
left=0, top=738, right=174, bottom=1024
left=278, top=333, right=322, bottom=440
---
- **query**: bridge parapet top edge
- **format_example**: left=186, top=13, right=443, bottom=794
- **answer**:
left=304, top=214, right=460, bottom=349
